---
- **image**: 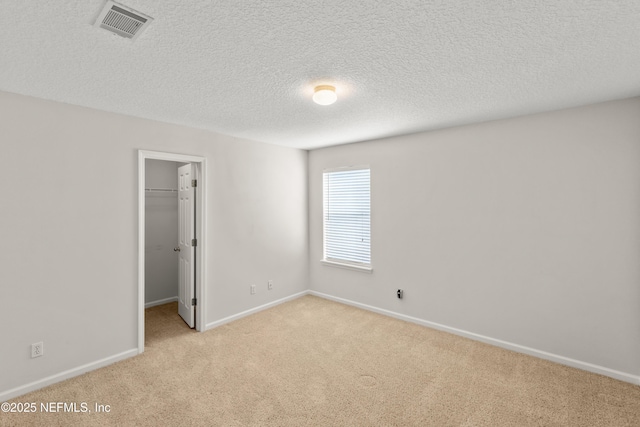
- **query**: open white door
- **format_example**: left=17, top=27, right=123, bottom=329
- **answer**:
left=177, top=164, right=195, bottom=328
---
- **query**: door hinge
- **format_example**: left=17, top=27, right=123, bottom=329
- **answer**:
left=191, top=298, right=197, bottom=306
left=191, top=238, right=197, bottom=247
left=192, top=179, right=197, bottom=187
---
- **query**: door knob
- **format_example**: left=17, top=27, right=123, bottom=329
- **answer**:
left=174, top=247, right=181, bottom=252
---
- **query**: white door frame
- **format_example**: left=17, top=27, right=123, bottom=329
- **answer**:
left=138, top=150, right=208, bottom=353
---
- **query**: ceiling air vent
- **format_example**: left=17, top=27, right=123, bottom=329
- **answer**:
left=94, top=1, right=153, bottom=41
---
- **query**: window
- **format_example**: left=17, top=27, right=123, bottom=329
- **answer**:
left=322, top=167, right=371, bottom=272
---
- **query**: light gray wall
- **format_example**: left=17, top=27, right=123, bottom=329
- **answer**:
left=0, top=91, right=308, bottom=396
left=145, top=159, right=180, bottom=305
left=309, top=97, right=640, bottom=377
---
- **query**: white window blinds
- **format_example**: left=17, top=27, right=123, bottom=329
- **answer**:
left=323, top=168, right=371, bottom=266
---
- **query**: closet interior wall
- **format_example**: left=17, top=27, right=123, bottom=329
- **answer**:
left=145, top=159, right=183, bottom=306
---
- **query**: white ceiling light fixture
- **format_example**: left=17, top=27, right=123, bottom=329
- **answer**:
left=313, top=85, right=337, bottom=106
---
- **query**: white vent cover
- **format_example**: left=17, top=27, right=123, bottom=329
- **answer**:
left=94, top=1, right=153, bottom=40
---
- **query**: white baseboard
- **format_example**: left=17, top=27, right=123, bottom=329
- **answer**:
left=0, top=349, right=138, bottom=402
left=145, top=296, right=178, bottom=308
left=205, top=290, right=309, bottom=330
left=6, top=290, right=635, bottom=402
left=309, top=290, right=640, bottom=385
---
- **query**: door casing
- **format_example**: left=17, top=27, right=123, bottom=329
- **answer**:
left=138, top=150, right=207, bottom=353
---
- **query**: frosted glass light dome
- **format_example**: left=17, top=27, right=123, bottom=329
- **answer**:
left=312, top=85, right=337, bottom=105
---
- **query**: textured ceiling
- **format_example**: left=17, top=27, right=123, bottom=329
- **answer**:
left=1, top=1, right=640, bottom=149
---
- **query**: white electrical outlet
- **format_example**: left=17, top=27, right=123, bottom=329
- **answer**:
left=268, top=280, right=273, bottom=290
left=250, top=284, right=256, bottom=295
left=31, top=342, right=44, bottom=358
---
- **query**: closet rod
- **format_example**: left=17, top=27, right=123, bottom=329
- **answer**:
left=145, top=188, right=178, bottom=192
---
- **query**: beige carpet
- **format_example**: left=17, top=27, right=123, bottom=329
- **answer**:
left=3, top=295, right=640, bottom=426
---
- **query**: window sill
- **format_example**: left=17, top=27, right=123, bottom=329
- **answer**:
left=320, top=259, right=373, bottom=273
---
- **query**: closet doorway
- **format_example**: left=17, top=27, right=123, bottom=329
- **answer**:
left=137, top=150, right=207, bottom=354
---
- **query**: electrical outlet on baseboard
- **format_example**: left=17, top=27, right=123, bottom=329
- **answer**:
left=268, top=280, right=273, bottom=290
left=250, top=284, right=256, bottom=295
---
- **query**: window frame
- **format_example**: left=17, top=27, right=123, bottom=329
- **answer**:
left=321, top=165, right=373, bottom=273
